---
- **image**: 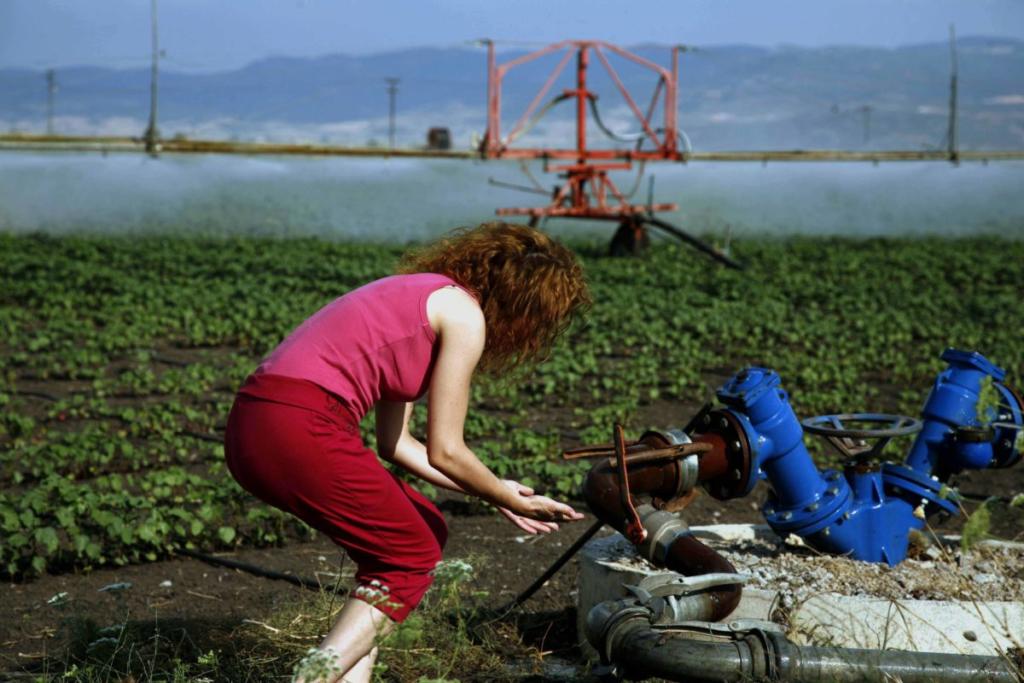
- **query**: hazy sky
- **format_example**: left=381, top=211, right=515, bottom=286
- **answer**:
left=2, top=0, right=1023, bottom=71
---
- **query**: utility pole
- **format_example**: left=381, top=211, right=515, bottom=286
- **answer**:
left=385, top=77, right=399, bottom=149
left=860, top=105, right=872, bottom=145
left=946, top=24, right=959, bottom=164
left=45, top=69, right=56, bottom=136
left=143, top=0, right=160, bottom=156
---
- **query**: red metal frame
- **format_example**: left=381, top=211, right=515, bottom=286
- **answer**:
left=482, top=40, right=682, bottom=222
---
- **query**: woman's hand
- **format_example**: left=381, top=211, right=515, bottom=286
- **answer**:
left=498, top=479, right=584, bottom=533
left=497, top=480, right=557, bottom=534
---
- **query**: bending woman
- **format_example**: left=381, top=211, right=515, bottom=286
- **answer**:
left=224, top=222, right=591, bottom=683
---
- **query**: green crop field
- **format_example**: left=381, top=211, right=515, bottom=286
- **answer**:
left=3, top=233, right=1022, bottom=582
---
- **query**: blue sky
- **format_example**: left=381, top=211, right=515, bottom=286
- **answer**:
left=2, top=0, right=1023, bottom=71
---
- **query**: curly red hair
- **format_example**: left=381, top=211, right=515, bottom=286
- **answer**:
left=398, top=222, right=590, bottom=373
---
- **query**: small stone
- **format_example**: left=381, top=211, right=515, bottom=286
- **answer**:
left=98, top=582, right=132, bottom=593
left=159, top=580, right=173, bottom=588
left=963, top=630, right=978, bottom=642
left=46, top=592, right=70, bottom=606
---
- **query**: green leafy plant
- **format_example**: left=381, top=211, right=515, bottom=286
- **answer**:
left=960, top=497, right=996, bottom=551
left=2, top=233, right=1023, bottom=577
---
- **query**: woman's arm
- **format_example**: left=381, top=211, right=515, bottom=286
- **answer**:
left=424, top=288, right=582, bottom=524
left=376, top=399, right=561, bottom=534
left=375, top=399, right=463, bottom=492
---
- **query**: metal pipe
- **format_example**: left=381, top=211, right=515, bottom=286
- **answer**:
left=581, top=432, right=742, bottom=622
left=606, top=617, right=750, bottom=682
left=661, top=533, right=741, bottom=618
left=582, top=447, right=686, bottom=520
left=593, top=607, right=1019, bottom=683
left=143, top=0, right=160, bottom=156
left=785, top=643, right=1018, bottom=683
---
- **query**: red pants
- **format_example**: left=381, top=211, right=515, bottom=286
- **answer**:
left=224, top=373, right=447, bottom=622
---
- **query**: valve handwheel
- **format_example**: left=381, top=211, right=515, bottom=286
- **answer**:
left=801, top=413, right=922, bottom=461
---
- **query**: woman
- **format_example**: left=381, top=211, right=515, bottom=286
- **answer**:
left=224, top=222, right=591, bottom=683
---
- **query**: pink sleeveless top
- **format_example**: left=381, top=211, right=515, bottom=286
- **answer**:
left=254, top=273, right=462, bottom=421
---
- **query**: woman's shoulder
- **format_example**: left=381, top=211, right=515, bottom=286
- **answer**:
left=425, top=282, right=484, bottom=335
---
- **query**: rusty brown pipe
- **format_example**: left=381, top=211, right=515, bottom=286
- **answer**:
left=693, top=431, right=733, bottom=481
left=581, top=422, right=750, bottom=518
left=583, top=453, right=686, bottom=520
left=663, top=530, right=742, bottom=619
left=581, top=432, right=742, bottom=622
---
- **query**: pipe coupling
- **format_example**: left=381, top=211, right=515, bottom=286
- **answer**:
left=584, top=598, right=649, bottom=663
left=636, top=505, right=690, bottom=565
left=642, top=429, right=700, bottom=499
left=676, top=453, right=700, bottom=499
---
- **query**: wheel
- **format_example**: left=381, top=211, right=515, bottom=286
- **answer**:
left=609, top=220, right=650, bottom=257
left=801, top=413, right=922, bottom=460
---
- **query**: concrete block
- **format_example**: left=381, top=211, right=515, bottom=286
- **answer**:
left=790, top=593, right=1024, bottom=656
left=577, top=524, right=1024, bottom=660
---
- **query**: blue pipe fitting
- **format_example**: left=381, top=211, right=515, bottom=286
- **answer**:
left=715, top=366, right=917, bottom=563
left=991, top=383, right=1024, bottom=469
left=717, top=368, right=831, bottom=510
left=948, top=427, right=995, bottom=470
left=716, top=368, right=853, bottom=548
left=904, top=348, right=1007, bottom=474
left=706, top=349, right=1022, bottom=566
left=882, top=464, right=959, bottom=517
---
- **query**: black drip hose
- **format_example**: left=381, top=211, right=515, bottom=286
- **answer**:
left=501, top=519, right=604, bottom=612
left=176, top=547, right=346, bottom=594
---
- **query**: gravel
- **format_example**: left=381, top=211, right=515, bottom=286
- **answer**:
left=712, top=533, right=1024, bottom=604
left=593, top=528, right=1024, bottom=604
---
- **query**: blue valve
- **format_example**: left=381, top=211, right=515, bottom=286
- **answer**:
left=904, top=349, right=1007, bottom=474
left=708, top=349, right=1023, bottom=565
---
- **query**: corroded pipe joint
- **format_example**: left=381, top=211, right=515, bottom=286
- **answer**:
left=690, top=409, right=756, bottom=500
left=582, top=460, right=743, bottom=623
left=583, top=450, right=689, bottom=527
left=633, top=504, right=742, bottom=620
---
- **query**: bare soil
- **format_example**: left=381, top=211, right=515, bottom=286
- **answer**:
left=4, top=462, right=1021, bottom=680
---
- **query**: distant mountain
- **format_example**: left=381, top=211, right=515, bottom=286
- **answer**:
left=2, top=38, right=1022, bottom=150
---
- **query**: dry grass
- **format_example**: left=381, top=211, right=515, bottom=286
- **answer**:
left=241, top=557, right=539, bottom=682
